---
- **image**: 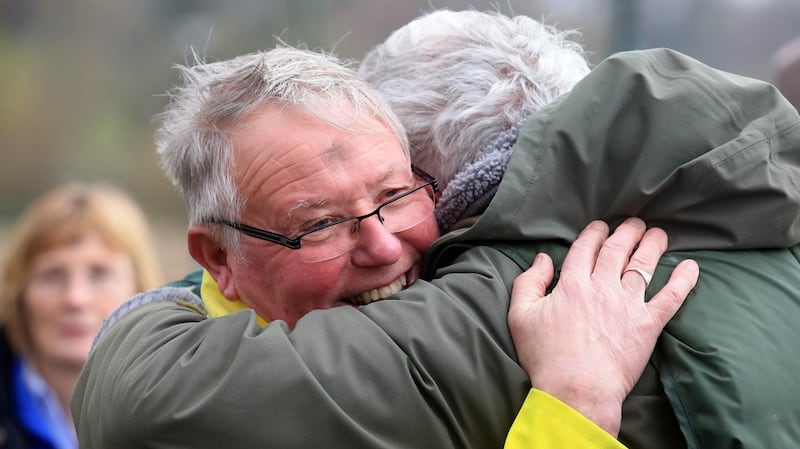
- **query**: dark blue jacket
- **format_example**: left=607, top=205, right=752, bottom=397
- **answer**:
left=1, top=330, right=31, bottom=449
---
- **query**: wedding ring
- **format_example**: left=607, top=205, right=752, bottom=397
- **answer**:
left=622, top=267, right=652, bottom=288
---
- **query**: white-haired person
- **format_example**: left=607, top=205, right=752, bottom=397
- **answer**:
left=358, top=9, right=800, bottom=448
left=71, top=42, right=698, bottom=449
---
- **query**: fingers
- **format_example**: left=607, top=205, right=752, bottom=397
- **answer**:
left=647, top=259, right=699, bottom=327
left=620, top=226, right=668, bottom=292
left=508, top=253, right=554, bottom=362
left=593, top=218, right=647, bottom=281
left=559, top=220, right=609, bottom=282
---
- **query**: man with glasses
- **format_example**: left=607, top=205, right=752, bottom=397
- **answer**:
left=72, top=45, right=696, bottom=449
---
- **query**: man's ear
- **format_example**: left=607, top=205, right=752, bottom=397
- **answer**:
left=187, top=225, right=238, bottom=300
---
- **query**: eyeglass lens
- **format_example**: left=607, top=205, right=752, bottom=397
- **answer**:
left=298, top=184, right=435, bottom=263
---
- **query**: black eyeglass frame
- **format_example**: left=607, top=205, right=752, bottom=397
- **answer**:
left=208, top=166, right=438, bottom=251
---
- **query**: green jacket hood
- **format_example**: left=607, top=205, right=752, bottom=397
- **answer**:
left=441, top=48, right=800, bottom=253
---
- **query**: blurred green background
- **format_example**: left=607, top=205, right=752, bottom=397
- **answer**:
left=2, top=0, right=799, bottom=279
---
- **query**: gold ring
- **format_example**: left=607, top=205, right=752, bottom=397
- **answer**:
left=623, top=267, right=652, bottom=288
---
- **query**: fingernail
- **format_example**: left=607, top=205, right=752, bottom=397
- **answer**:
left=533, top=253, right=544, bottom=265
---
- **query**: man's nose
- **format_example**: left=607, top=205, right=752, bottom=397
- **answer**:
left=349, top=215, right=402, bottom=266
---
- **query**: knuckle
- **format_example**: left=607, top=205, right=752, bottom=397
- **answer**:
left=653, top=284, right=686, bottom=310
left=602, top=236, right=629, bottom=253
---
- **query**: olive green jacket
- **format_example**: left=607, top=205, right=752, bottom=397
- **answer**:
left=72, top=49, right=800, bottom=448
left=427, top=48, right=800, bottom=448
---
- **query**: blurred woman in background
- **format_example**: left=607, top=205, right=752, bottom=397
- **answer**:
left=0, top=182, right=162, bottom=449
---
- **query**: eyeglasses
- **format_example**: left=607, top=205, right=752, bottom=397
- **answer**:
left=209, top=166, right=438, bottom=263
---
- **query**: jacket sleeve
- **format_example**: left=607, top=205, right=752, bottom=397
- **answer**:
left=73, top=246, right=547, bottom=449
left=505, top=390, right=626, bottom=449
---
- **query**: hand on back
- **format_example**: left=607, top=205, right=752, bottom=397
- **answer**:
left=508, top=217, right=699, bottom=436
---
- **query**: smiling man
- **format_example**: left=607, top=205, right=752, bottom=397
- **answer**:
left=187, top=106, right=440, bottom=326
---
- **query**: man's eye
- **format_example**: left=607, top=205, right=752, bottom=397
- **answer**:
left=302, top=217, right=336, bottom=233
left=382, top=188, right=407, bottom=201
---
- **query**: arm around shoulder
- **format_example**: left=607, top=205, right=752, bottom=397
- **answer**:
left=72, top=247, right=531, bottom=449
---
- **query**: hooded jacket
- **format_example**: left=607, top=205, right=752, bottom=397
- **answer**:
left=428, top=48, right=800, bottom=448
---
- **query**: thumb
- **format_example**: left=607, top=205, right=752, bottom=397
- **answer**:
left=510, top=253, right=554, bottom=312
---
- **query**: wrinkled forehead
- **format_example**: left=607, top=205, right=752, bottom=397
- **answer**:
left=243, top=111, right=400, bottom=160
left=284, top=160, right=415, bottom=210
left=231, top=105, right=412, bottom=209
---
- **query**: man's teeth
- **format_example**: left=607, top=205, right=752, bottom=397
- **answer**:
left=351, top=274, right=408, bottom=305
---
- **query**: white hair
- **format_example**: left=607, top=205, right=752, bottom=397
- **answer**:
left=156, top=46, right=408, bottom=249
left=358, top=9, right=590, bottom=188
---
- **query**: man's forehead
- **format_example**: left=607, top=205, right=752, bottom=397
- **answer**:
left=232, top=106, right=411, bottom=208
left=317, top=140, right=351, bottom=165
left=263, top=126, right=401, bottom=165
left=284, top=162, right=412, bottom=209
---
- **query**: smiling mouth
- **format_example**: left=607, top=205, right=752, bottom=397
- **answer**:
left=347, top=273, right=408, bottom=305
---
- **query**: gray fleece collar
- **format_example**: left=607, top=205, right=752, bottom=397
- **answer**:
left=434, top=125, right=521, bottom=231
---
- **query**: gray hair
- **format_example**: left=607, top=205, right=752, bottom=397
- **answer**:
left=156, top=46, right=409, bottom=249
left=358, top=9, right=590, bottom=188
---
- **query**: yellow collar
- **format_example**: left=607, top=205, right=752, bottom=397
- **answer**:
left=200, top=270, right=269, bottom=327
